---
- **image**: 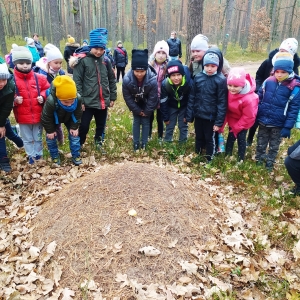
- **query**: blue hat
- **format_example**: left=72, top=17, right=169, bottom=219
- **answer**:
left=82, top=39, right=89, bottom=45
left=203, top=52, right=219, bottom=66
left=89, top=28, right=108, bottom=49
left=273, top=52, right=294, bottom=74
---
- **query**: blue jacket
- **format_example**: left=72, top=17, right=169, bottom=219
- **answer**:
left=122, top=66, right=158, bottom=116
left=160, top=66, right=192, bottom=121
left=186, top=48, right=228, bottom=127
left=113, top=47, right=128, bottom=68
left=33, top=67, right=65, bottom=84
left=34, top=41, right=44, bottom=58
left=257, top=75, right=300, bottom=129
left=167, top=38, right=182, bottom=58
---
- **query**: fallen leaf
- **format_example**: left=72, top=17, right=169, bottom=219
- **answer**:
left=139, top=246, right=161, bottom=257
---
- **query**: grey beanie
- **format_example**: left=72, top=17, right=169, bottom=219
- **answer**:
left=0, top=64, right=10, bottom=80
left=12, top=46, right=33, bottom=63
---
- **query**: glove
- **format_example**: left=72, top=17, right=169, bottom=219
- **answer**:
left=280, top=127, right=291, bottom=138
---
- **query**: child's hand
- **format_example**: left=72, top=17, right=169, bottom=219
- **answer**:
left=0, top=126, right=6, bottom=138
left=47, top=132, right=57, bottom=140
left=164, top=120, right=170, bottom=125
left=213, top=125, right=220, bottom=132
left=37, top=96, right=44, bottom=104
left=15, top=96, right=23, bottom=104
left=82, top=104, right=85, bottom=111
left=70, top=129, right=79, bottom=136
left=110, top=101, right=114, bottom=107
left=183, top=118, right=187, bottom=123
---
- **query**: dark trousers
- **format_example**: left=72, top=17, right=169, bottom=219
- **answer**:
left=149, top=108, right=164, bottom=138
left=194, top=117, right=215, bottom=161
left=285, top=156, right=300, bottom=187
left=225, top=129, right=247, bottom=161
left=247, top=119, right=259, bottom=144
left=116, top=67, right=125, bottom=81
left=79, top=107, right=107, bottom=145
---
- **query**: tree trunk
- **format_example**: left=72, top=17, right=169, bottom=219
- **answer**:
left=73, top=0, right=82, bottom=44
left=146, top=0, right=156, bottom=53
left=0, top=3, right=7, bottom=55
left=260, top=0, right=267, bottom=7
left=132, top=0, right=138, bottom=48
left=186, top=0, right=204, bottom=64
left=39, top=0, right=45, bottom=39
left=222, top=0, right=235, bottom=56
left=288, top=0, right=297, bottom=37
left=241, top=0, right=252, bottom=49
left=111, top=0, right=118, bottom=49
left=20, top=0, right=27, bottom=37
left=267, top=0, right=278, bottom=53
left=49, top=0, right=62, bottom=47
left=27, top=0, right=35, bottom=35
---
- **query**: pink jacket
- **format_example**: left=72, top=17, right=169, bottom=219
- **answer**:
left=225, top=73, right=258, bottom=137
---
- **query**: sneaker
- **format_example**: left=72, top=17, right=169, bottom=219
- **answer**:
left=0, top=157, right=11, bottom=172
left=28, top=157, right=35, bottom=165
left=246, top=140, right=252, bottom=147
left=265, top=162, right=274, bottom=172
left=134, top=143, right=139, bottom=152
left=52, top=156, right=61, bottom=165
left=72, top=156, right=82, bottom=166
left=35, top=155, right=41, bottom=161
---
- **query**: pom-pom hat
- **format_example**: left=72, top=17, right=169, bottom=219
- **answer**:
left=89, top=28, right=108, bottom=49
left=152, top=40, right=169, bottom=57
left=279, top=38, right=298, bottom=56
left=0, top=63, right=11, bottom=80
left=227, top=67, right=247, bottom=87
left=67, top=35, right=75, bottom=44
left=53, top=75, right=77, bottom=101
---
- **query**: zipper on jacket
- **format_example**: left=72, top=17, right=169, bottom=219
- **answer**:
left=95, top=60, right=106, bottom=109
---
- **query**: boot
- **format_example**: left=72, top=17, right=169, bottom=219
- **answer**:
left=0, top=157, right=11, bottom=172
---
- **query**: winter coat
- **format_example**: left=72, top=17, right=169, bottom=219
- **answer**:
left=113, top=47, right=128, bottom=68
left=150, top=60, right=167, bottom=97
left=34, top=41, right=44, bottom=58
left=13, top=69, right=50, bottom=124
left=167, top=38, right=182, bottom=58
left=186, top=48, right=228, bottom=127
left=288, top=140, right=300, bottom=160
left=224, top=74, right=259, bottom=137
left=34, top=66, right=65, bottom=84
left=26, top=45, right=40, bottom=63
left=72, top=52, right=117, bottom=109
left=256, top=48, right=300, bottom=92
left=0, top=75, right=15, bottom=127
left=122, top=66, right=158, bottom=116
left=160, top=66, right=192, bottom=122
left=64, top=43, right=80, bottom=74
left=41, top=86, right=82, bottom=134
left=257, top=75, right=300, bottom=129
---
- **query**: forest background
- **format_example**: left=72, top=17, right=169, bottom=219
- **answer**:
left=0, top=0, right=298, bottom=64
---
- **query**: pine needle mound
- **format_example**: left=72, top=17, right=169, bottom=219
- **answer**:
left=32, top=162, right=220, bottom=297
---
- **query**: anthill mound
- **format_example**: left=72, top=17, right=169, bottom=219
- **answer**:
left=31, top=162, right=221, bottom=297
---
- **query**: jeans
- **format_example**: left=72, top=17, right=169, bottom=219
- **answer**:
left=19, top=123, right=43, bottom=158
left=46, top=123, right=80, bottom=158
left=164, top=107, right=188, bottom=142
left=149, top=108, right=164, bottom=138
left=133, top=114, right=150, bottom=147
left=79, top=107, right=107, bottom=145
left=225, top=129, right=248, bottom=161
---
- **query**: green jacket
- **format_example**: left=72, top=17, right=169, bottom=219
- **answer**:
left=73, top=52, right=117, bottom=109
left=0, top=76, right=15, bottom=127
left=41, top=86, right=82, bottom=134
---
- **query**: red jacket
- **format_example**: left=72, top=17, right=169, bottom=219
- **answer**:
left=13, top=69, right=50, bottom=124
left=224, top=74, right=259, bottom=137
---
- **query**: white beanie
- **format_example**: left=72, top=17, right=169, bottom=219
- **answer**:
left=25, top=37, right=34, bottom=45
left=191, top=34, right=209, bottom=51
left=11, top=43, right=18, bottom=51
left=0, top=64, right=10, bottom=80
left=44, top=43, right=63, bottom=62
left=279, top=38, right=298, bottom=56
left=152, top=40, right=169, bottom=57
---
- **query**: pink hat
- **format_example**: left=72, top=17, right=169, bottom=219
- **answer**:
left=152, top=40, right=169, bottom=57
left=227, top=67, right=247, bottom=87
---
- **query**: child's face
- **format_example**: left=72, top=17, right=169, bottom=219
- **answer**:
left=0, top=79, right=8, bottom=90
left=90, top=47, right=105, bottom=57
left=169, top=73, right=183, bottom=86
left=191, top=50, right=205, bottom=61
left=274, top=70, right=289, bottom=82
left=60, top=99, right=75, bottom=106
left=133, top=70, right=147, bottom=82
left=155, top=51, right=167, bottom=63
left=204, top=64, right=218, bottom=76
left=16, top=61, right=32, bottom=72
left=49, top=59, right=63, bottom=72
left=228, top=84, right=243, bottom=94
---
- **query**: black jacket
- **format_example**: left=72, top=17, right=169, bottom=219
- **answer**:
left=167, top=38, right=182, bottom=58
left=186, top=48, right=228, bottom=127
left=160, top=66, right=192, bottom=121
left=64, top=43, right=80, bottom=63
left=122, top=66, right=158, bottom=116
left=256, top=48, right=300, bottom=92
left=113, top=47, right=128, bottom=68
left=0, top=75, right=14, bottom=127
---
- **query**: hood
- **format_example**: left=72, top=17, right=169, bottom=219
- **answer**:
left=183, top=65, right=191, bottom=83
left=35, top=57, right=48, bottom=73
left=268, top=48, right=279, bottom=60
left=65, top=42, right=80, bottom=48
left=202, top=47, right=224, bottom=73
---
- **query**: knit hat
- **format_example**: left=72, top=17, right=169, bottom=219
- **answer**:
left=12, top=46, right=33, bottom=63
left=227, top=67, right=247, bottom=87
left=203, top=52, right=219, bottom=66
left=89, top=28, right=108, bottom=49
left=279, top=38, right=298, bottom=56
left=25, top=37, right=34, bottom=45
left=0, top=63, right=10, bottom=80
left=273, top=52, right=294, bottom=74
left=44, top=43, right=63, bottom=62
left=11, top=43, right=18, bottom=51
left=117, top=40, right=122, bottom=46
left=82, top=39, right=89, bottom=45
left=67, top=35, right=75, bottom=44
left=166, top=60, right=185, bottom=76
left=191, top=34, right=209, bottom=51
left=132, top=49, right=149, bottom=70
left=152, top=40, right=169, bottom=57
left=53, top=75, right=77, bottom=101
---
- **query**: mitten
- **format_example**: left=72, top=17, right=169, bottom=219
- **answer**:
left=280, top=127, right=291, bottom=139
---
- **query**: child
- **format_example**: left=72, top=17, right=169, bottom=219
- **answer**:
left=0, top=63, right=23, bottom=172
left=223, top=67, right=258, bottom=161
left=5, top=43, right=18, bottom=69
left=105, top=48, right=115, bottom=69
left=73, top=28, right=117, bottom=151
left=12, top=46, right=50, bottom=164
left=122, top=49, right=158, bottom=151
left=255, top=52, right=300, bottom=171
left=25, top=37, right=40, bottom=66
left=64, top=35, right=80, bottom=74
left=41, top=76, right=82, bottom=166
left=160, top=60, right=192, bottom=143
left=186, top=48, right=227, bottom=162
left=82, top=39, right=89, bottom=47
left=148, top=40, right=169, bottom=141
left=113, top=41, right=128, bottom=82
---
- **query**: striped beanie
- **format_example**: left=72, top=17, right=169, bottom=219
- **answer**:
left=273, top=52, right=294, bottom=74
left=89, top=28, right=108, bottom=49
